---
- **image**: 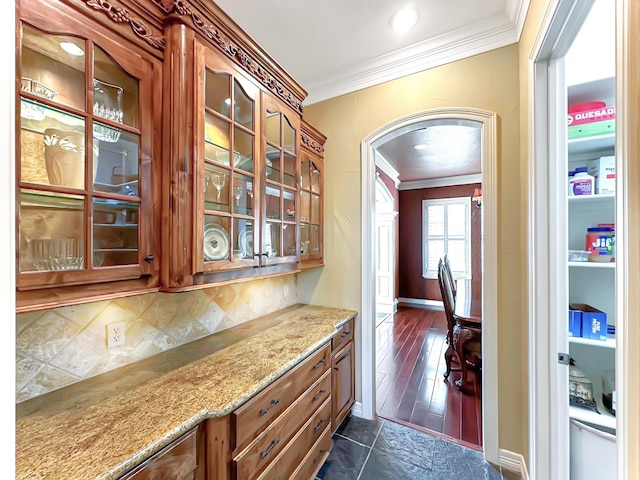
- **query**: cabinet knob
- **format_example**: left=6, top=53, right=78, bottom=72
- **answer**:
left=144, top=255, right=154, bottom=263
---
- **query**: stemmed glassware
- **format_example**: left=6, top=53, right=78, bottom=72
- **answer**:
left=233, top=185, right=244, bottom=207
left=204, top=174, right=211, bottom=199
left=247, top=181, right=254, bottom=205
left=212, top=173, right=226, bottom=201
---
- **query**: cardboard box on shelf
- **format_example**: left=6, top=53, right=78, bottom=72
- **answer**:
left=567, top=104, right=615, bottom=139
left=588, top=156, right=616, bottom=194
left=568, top=308, right=582, bottom=337
left=570, top=303, right=608, bottom=341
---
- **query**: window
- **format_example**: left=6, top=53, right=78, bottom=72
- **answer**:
left=422, top=197, right=471, bottom=279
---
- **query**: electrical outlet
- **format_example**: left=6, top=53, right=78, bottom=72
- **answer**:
left=106, top=321, right=126, bottom=348
left=284, top=284, right=289, bottom=296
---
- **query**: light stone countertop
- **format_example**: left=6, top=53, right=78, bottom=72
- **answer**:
left=16, top=303, right=357, bottom=480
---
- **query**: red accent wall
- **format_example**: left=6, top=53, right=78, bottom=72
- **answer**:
left=398, top=183, right=482, bottom=301
left=375, top=167, right=399, bottom=299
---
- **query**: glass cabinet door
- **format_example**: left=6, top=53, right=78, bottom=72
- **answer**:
left=263, top=99, right=299, bottom=264
left=196, top=52, right=260, bottom=272
left=300, top=150, right=323, bottom=262
left=17, top=22, right=154, bottom=289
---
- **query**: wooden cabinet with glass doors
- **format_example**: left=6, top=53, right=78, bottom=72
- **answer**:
left=299, top=121, right=325, bottom=268
left=168, top=37, right=303, bottom=290
left=194, top=50, right=261, bottom=275
left=16, top=2, right=161, bottom=312
left=261, top=95, right=300, bottom=267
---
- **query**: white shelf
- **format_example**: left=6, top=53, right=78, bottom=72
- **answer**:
left=568, top=133, right=615, bottom=155
left=568, top=193, right=615, bottom=206
left=569, top=397, right=616, bottom=431
left=567, top=77, right=615, bottom=105
left=569, top=335, right=616, bottom=349
left=568, top=261, right=615, bottom=269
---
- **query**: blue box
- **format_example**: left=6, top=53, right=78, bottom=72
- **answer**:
left=568, top=308, right=582, bottom=337
left=571, top=303, right=607, bottom=340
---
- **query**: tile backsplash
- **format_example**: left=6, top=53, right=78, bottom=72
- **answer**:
left=16, top=275, right=297, bottom=403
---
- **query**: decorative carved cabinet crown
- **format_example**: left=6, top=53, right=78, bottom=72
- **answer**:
left=15, top=0, right=325, bottom=311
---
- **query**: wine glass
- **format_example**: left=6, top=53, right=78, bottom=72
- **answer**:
left=204, top=174, right=211, bottom=199
left=212, top=173, right=226, bottom=201
left=233, top=185, right=244, bottom=207
left=247, top=181, right=254, bottom=205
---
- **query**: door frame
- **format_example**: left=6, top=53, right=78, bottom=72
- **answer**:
left=360, top=108, right=498, bottom=463
left=527, top=0, right=634, bottom=478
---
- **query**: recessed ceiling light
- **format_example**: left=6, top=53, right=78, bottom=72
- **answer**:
left=391, top=6, right=419, bottom=33
left=414, top=143, right=428, bottom=150
left=60, top=42, right=84, bottom=56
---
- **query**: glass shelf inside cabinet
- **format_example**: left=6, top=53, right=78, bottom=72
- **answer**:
left=19, top=190, right=85, bottom=273
left=94, top=46, right=140, bottom=129
left=92, top=198, right=139, bottom=267
left=92, top=126, right=139, bottom=196
left=20, top=100, right=86, bottom=190
left=21, top=24, right=86, bottom=112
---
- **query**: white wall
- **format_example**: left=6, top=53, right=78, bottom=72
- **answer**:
left=3, top=1, right=17, bottom=476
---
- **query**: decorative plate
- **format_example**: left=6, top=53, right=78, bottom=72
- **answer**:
left=203, top=223, right=229, bottom=261
left=238, top=227, right=253, bottom=258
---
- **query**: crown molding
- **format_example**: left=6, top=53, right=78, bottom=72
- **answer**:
left=374, top=152, right=400, bottom=187
left=398, top=173, right=482, bottom=191
left=304, top=4, right=529, bottom=106
left=505, top=0, right=531, bottom=38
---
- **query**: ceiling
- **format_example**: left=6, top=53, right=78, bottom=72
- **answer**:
left=214, top=0, right=530, bottom=183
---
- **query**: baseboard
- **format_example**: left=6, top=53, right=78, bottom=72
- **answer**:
left=376, top=299, right=397, bottom=314
left=498, top=449, right=530, bottom=480
left=397, top=297, right=444, bottom=311
left=351, top=402, right=363, bottom=418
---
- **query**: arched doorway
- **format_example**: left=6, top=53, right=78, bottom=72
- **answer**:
left=360, top=108, right=499, bottom=462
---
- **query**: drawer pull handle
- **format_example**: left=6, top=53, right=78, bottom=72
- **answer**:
left=260, top=438, right=280, bottom=459
left=259, top=399, right=280, bottom=416
left=341, top=332, right=347, bottom=338
left=313, top=389, right=327, bottom=401
left=313, top=359, right=326, bottom=369
left=314, top=419, right=325, bottom=432
left=313, top=449, right=328, bottom=464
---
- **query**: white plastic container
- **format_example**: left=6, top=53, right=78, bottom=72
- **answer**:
left=570, top=419, right=616, bottom=480
left=569, top=167, right=594, bottom=196
left=568, top=170, right=575, bottom=195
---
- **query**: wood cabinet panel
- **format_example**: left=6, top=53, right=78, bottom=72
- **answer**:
left=289, top=426, right=332, bottom=480
left=120, top=424, right=202, bottom=480
left=331, top=318, right=354, bottom=353
left=332, top=341, right=355, bottom=432
left=256, top=397, right=331, bottom=480
left=232, top=343, right=330, bottom=452
left=233, top=371, right=331, bottom=479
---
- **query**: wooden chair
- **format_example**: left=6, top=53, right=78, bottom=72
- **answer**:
left=443, top=254, right=456, bottom=299
left=437, top=258, right=482, bottom=392
left=438, top=258, right=459, bottom=378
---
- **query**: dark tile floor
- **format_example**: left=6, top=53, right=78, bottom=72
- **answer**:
left=316, top=415, right=521, bottom=480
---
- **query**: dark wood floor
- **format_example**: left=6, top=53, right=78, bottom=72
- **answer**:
left=375, top=306, right=483, bottom=448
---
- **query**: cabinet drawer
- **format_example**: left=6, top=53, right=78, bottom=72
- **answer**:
left=331, top=318, right=354, bottom=353
left=289, top=425, right=332, bottom=480
left=257, top=397, right=331, bottom=480
left=233, top=343, right=330, bottom=451
left=120, top=426, right=198, bottom=480
left=234, top=371, right=331, bottom=480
